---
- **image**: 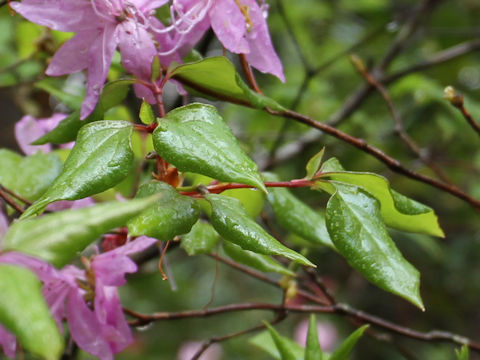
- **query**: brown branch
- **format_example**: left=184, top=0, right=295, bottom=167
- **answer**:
left=444, top=86, right=480, bottom=138
left=239, top=54, right=262, bottom=94
left=125, top=302, right=480, bottom=353
left=0, top=187, right=24, bottom=214
left=269, top=107, right=480, bottom=209
left=350, top=54, right=452, bottom=184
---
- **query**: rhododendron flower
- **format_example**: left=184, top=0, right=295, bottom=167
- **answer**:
left=167, top=0, right=284, bottom=81
left=11, top=0, right=171, bottom=119
left=14, top=113, right=70, bottom=155
left=0, top=236, right=157, bottom=359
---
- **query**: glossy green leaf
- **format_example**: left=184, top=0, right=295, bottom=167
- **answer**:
left=329, top=325, right=369, bottom=360
left=153, top=103, right=266, bottom=192
left=455, top=344, right=469, bottom=360
left=264, top=322, right=301, bottom=360
left=171, top=56, right=284, bottom=110
left=305, top=315, right=323, bottom=360
left=264, top=173, right=334, bottom=249
left=223, top=241, right=295, bottom=276
left=250, top=330, right=305, bottom=360
left=4, top=197, right=157, bottom=267
left=320, top=157, right=344, bottom=173
left=0, top=265, right=63, bottom=360
left=128, top=182, right=200, bottom=241
left=181, top=220, right=219, bottom=255
left=205, top=194, right=315, bottom=266
left=305, top=148, right=325, bottom=180
left=22, top=121, right=134, bottom=219
left=139, top=99, right=155, bottom=125
left=326, top=184, right=423, bottom=309
left=222, top=188, right=265, bottom=218
left=32, top=105, right=104, bottom=145
left=0, top=149, right=62, bottom=202
left=319, top=171, right=444, bottom=237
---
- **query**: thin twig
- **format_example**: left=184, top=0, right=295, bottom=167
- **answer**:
left=350, top=54, right=452, bottom=184
left=126, top=302, right=480, bottom=353
left=0, top=188, right=24, bottom=214
left=444, top=86, right=480, bottom=138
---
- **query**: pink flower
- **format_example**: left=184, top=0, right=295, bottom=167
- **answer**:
left=14, top=113, right=70, bottom=155
left=167, top=0, right=284, bottom=81
left=11, top=0, right=170, bottom=119
left=0, top=236, right=157, bottom=359
left=294, top=318, right=338, bottom=352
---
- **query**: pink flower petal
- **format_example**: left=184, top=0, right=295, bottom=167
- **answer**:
left=81, top=24, right=119, bottom=120
left=209, top=0, right=249, bottom=54
left=0, top=325, right=16, bottom=359
left=67, top=288, right=113, bottom=360
left=0, top=210, right=8, bottom=243
left=241, top=0, right=284, bottom=81
left=46, top=32, right=92, bottom=76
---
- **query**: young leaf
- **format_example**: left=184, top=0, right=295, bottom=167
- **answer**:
left=32, top=105, right=104, bottom=145
left=329, top=325, right=369, bottom=360
left=455, top=344, right=469, bottom=360
left=223, top=241, right=295, bottom=276
left=205, top=194, right=315, bottom=267
left=4, top=197, right=157, bottom=268
left=0, top=264, right=63, bottom=360
left=250, top=330, right=305, bottom=360
left=264, top=322, right=300, bottom=360
left=22, top=121, right=134, bottom=219
left=264, top=173, right=334, bottom=250
left=33, top=79, right=133, bottom=145
left=305, top=148, right=325, bottom=180
left=127, top=182, right=201, bottom=241
left=153, top=103, right=266, bottom=192
left=326, top=184, right=424, bottom=309
left=170, top=56, right=284, bottom=111
left=181, top=220, right=219, bottom=255
left=139, top=99, right=155, bottom=125
left=318, top=171, right=444, bottom=237
left=0, top=149, right=62, bottom=202
left=305, top=315, right=323, bottom=360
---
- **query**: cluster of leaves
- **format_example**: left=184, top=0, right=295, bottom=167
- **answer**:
left=2, top=0, right=480, bottom=359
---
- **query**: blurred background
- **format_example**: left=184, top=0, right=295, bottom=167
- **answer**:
left=2, top=0, right=480, bottom=358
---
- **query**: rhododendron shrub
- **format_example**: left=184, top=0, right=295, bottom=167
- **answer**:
left=0, top=0, right=474, bottom=359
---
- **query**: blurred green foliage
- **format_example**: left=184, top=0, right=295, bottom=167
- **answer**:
left=2, top=0, right=480, bottom=358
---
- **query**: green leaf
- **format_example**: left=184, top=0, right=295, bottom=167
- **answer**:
left=223, top=241, right=295, bottom=276
left=99, top=78, right=135, bottom=111
left=455, top=344, right=469, bottom=360
left=250, top=330, right=305, bottom=360
left=22, top=121, right=134, bottom=219
left=264, top=322, right=301, bottom=360
left=305, top=148, right=325, bottom=180
left=305, top=315, right=323, bottom=360
left=139, top=99, right=155, bottom=125
left=171, top=56, right=285, bottom=110
left=151, top=56, right=161, bottom=82
left=264, top=173, right=334, bottom=249
left=329, top=325, right=369, bottom=360
left=0, top=149, right=62, bottom=202
left=127, top=182, right=201, bottom=241
left=205, top=194, right=315, bottom=266
left=153, top=103, right=266, bottom=192
left=222, top=188, right=265, bottom=218
left=0, top=264, right=63, bottom=360
left=35, top=77, right=83, bottom=110
left=318, top=170, right=444, bottom=237
left=33, top=79, right=133, bottom=145
left=326, top=184, right=423, bottom=309
left=32, top=105, right=104, bottom=145
left=320, top=157, right=344, bottom=173
left=4, top=197, right=157, bottom=267
left=181, top=220, right=219, bottom=255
